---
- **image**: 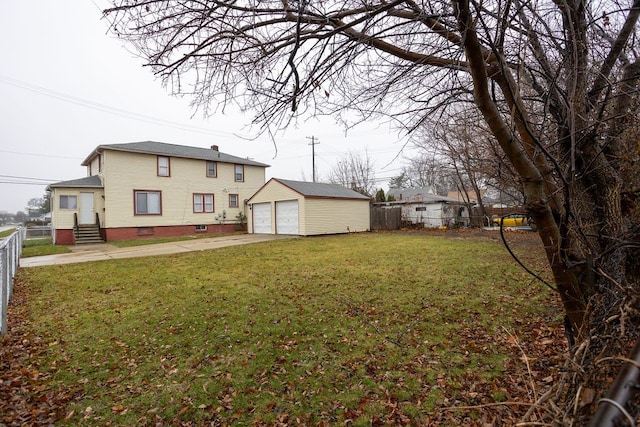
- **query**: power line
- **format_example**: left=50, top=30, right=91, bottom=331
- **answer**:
left=0, top=181, right=51, bottom=186
left=0, top=174, right=58, bottom=182
left=0, top=149, right=83, bottom=160
left=0, top=174, right=59, bottom=187
left=0, top=74, right=239, bottom=138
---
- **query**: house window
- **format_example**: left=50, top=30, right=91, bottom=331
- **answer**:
left=229, top=194, right=239, bottom=208
left=415, top=207, right=427, bottom=212
left=206, top=161, right=217, bottom=177
left=234, top=164, right=244, bottom=182
left=158, top=156, right=170, bottom=177
left=195, top=225, right=207, bottom=232
left=193, top=194, right=214, bottom=213
left=59, top=195, right=77, bottom=209
left=134, top=190, right=162, bottom=215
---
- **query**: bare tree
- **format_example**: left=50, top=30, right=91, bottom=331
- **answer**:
left=433, top=111, right=523, bottom=218
left=327, top=150, right=376, bottom=197
left=395, top=152, right=453, bottom=194
left=105, top=0, right=640, bottom=420
left=388, top=171, right=409, bottom=190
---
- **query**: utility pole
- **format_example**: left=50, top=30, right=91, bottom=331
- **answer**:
left=306, top=136, right=320, bottom=182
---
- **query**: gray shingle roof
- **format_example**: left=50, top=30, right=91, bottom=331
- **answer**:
left=81, top=141, right=270, bottom=168
left=47, top=175, right=103, bottom=190
left=275, top=179, right=370, bottom=200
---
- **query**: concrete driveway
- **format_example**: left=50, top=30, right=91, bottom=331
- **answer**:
left=20, top=234, right=295, bottom=268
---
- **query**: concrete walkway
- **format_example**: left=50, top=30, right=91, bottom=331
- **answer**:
left=20, top=234, right=295, bottom=268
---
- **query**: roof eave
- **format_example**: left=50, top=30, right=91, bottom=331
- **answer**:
left=96, top=143, right=270, bottom=168
left=81, top=146, right=103, bottom=166
left=305, top=195, right=371, bottom=201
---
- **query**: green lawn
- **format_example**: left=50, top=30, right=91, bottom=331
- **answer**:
left=14, top=233, right=559, bottom=425
left=0, top=228, right=16, bottom=238
left=1, top=230, right=70, bottom=257
left=110, top=232, right=244, bottom=248
left=21, top=238, right=72, bottom=258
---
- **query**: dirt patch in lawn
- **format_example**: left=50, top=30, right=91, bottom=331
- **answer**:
left=389, top=226, right=541, bottom=245
left=386, top=227, right=549, bottom=275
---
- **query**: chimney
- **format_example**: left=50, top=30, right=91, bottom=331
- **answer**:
left=211, top=145, right=219, bottom=151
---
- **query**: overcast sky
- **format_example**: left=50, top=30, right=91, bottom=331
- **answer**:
left=0, top=1, right=414, bottom=214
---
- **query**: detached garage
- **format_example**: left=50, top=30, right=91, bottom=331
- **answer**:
left=247, top=178, right=371, bottom=236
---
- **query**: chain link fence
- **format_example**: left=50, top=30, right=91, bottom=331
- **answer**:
left=1, top=228, right=26, bottom=335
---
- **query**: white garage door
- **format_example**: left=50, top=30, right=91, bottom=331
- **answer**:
left=252, top=203, right=272, bottom=234
left=276, top=200, right=299, bottom=235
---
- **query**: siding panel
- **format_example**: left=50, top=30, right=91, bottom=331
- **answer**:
left=303, top=199, right=370, bottom=235
left=51, top=188, right=105, bottom=230
left=103, top=150, right=264, bottom=228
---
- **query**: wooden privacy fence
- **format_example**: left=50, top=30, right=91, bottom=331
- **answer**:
left=1, top=228, right=25, bottom=335
left=370, top=206, right=402, bottom=231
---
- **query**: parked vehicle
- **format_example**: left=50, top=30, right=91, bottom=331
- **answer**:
left=492, top=213, right=537, bottom=230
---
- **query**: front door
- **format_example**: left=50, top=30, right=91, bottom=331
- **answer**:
left=79, top=192, right=95, bottom=225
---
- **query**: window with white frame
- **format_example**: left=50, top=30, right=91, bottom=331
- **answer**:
left=193, top=193, right=214, bottom=213
left=206, top=161, right=217, bottom=177
left=229, top=194, right=239, bottom=208
left=59, top=195, right=77, bottom=209
left=134, top=190, right=162, bottom=215
left=157, top=156, right=170, bottom=177
left=234, top=164, right=244, bottom=182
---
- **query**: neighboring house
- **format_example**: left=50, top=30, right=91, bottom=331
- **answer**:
left=247, top=178, right=371, bottom=236
left=483, top=192, right=524, bottom=208
left=447, top=190, right=486, bottom=204
left=387, top=187, right=437, bottom=202
left=383, top=187, right=472, bottom=228
left=47, top=141, right=269, bottom=245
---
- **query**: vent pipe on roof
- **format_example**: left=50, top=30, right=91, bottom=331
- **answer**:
left=211, top=145, right=219, bottom=151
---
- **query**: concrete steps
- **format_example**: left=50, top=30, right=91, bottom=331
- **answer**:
left=75, top=225, right=104, bottom=244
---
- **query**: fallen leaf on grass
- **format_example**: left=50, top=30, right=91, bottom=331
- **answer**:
left=111, top=404, right=125, bottom=413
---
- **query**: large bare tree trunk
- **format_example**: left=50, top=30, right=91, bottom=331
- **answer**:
left=454, top=0, right=588, bottom=334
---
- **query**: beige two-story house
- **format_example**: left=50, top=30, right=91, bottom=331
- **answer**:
left=47, top=141, right=269, bottom=245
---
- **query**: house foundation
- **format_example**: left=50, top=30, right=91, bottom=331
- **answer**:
left=103, top=224, right=237, bottom=242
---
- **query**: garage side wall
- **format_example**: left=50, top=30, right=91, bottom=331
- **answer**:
left=304, top=199, right=370, bottom=235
